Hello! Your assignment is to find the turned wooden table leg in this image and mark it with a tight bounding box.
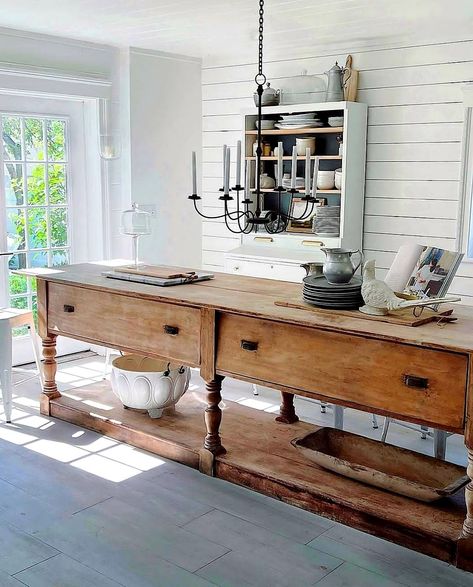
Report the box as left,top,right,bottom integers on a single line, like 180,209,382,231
456,447,473,571
203,375,226,456
40,334,61,415
462,449,473,538
276,391,299,424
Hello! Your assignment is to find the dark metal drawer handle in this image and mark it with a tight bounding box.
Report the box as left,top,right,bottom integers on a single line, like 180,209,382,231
241,340,258,352
164,325,179,336
63,305,75,313
404,374,429,389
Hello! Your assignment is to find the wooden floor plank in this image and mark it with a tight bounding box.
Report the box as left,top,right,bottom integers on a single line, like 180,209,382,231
49,382,466,567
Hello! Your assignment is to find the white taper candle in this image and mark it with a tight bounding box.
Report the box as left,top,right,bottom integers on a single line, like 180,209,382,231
277,141,283,186
222,144,227,186
291,145,297,189
312,156,319,198
305,148,311,195
192,151,197,194
236,140,241,187
225,146,231,194
245,160,250,198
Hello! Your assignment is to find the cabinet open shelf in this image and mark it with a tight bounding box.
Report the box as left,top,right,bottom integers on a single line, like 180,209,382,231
246,156,342,161
245,127,343,135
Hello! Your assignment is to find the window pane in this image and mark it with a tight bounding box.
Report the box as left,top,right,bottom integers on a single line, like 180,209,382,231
27,208,48,249
26,163,46,205
29,250,48,268
6,208,26,251
4,164,24,205
24,118,45,161
2,116,22,160
9,273,27,295
48,164,67,204
51,249,69,266
47,120,66,161
50,208,68,247
11,296,28,310
8,252,27,271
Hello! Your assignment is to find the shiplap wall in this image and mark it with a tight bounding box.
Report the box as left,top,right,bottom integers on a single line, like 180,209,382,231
201,39,473,302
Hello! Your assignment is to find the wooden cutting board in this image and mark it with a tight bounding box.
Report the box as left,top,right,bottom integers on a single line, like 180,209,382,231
115,265,196,279
343,55,359,102
275,298,456,327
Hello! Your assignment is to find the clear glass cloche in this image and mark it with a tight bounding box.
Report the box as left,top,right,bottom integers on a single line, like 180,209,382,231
120,203,152,268
121,202,151,236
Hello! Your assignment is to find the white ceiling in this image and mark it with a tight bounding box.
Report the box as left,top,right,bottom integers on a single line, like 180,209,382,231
0,0,472,63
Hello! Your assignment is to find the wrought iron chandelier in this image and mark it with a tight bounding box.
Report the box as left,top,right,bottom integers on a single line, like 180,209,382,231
189,0,318,233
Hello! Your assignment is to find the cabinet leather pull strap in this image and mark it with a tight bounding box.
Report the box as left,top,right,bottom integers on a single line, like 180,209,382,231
164,325,179,335
241,340,258,351
404,374,429,389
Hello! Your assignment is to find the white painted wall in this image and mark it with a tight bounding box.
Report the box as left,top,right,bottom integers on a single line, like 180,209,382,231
201,39,473,303
128,48,202,267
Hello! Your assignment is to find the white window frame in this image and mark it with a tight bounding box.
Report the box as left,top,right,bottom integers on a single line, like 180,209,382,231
0,92,105,363
458,85,473,263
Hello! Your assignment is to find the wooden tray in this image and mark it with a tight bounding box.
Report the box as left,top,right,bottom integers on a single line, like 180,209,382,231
275,298,455,327
292,428,468,502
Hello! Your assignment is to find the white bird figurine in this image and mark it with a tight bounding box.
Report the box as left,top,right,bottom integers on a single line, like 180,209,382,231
360,259,460,316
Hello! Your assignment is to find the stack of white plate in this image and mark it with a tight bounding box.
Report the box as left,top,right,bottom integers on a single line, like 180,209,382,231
314,206,340,237
276,113,324,129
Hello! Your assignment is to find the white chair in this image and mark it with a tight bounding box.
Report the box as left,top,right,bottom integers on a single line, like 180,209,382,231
0,308,42,423
381,417,450,460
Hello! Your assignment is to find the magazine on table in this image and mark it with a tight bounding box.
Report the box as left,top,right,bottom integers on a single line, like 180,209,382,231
384,244,463,300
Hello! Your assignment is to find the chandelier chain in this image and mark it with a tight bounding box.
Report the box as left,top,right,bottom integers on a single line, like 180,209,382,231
258,0,264,77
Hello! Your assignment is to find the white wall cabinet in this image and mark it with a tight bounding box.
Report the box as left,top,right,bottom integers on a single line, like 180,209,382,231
225,101,367,281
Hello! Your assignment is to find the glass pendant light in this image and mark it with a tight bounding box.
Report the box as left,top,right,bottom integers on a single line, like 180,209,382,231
98,98,121,160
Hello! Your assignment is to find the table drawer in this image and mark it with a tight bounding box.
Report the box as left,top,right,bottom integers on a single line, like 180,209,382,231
216,314,467,430
48,283,201,365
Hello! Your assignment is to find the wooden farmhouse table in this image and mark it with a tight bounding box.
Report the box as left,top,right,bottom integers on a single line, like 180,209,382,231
34,263,473,571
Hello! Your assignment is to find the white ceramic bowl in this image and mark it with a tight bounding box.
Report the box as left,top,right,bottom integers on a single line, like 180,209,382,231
328,116,344,127
255,120,275,130
334,168,342,190
317,170,335,190
296,137,316,156
110,355,190,419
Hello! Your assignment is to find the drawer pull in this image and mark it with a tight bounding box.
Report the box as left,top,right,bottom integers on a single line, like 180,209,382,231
63,304,75,313
302,239,324,247
404,374,429,389
254,236,273,243
164,325,179,336
241,340,258,352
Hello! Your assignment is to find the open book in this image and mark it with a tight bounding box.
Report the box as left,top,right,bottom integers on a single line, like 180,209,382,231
384,244,463,300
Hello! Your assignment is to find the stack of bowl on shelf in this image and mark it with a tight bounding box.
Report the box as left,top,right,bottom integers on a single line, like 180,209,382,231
313,205,340,237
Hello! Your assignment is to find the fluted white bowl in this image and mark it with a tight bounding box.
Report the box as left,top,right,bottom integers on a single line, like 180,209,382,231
110,355,190,419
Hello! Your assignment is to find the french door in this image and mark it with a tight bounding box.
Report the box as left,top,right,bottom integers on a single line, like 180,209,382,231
0,94,100,364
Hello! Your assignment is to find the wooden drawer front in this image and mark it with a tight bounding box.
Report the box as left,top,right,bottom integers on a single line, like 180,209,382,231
216,314,467,430
48,283,201,365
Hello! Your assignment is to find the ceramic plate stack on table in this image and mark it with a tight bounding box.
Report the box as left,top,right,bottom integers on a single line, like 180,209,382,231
314,206,340,237
275,113,324,129
302,275,363,310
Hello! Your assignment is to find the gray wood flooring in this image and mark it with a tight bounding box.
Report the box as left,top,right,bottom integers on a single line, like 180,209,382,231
0,353,471,586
